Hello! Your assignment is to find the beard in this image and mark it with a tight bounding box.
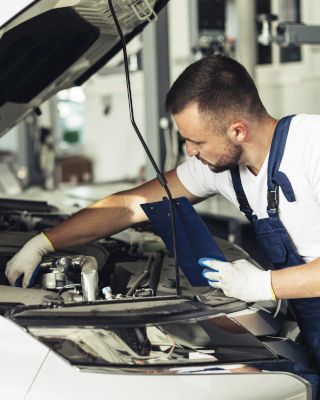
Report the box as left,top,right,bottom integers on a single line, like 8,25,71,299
202,142,242,173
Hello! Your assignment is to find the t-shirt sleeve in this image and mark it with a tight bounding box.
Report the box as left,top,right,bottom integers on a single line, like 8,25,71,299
176,156,219,198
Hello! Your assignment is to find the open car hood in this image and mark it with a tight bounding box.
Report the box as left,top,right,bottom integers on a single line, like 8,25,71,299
0,0,168,137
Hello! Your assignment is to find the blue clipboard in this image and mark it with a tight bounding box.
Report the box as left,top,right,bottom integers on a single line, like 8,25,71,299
141,197,226,286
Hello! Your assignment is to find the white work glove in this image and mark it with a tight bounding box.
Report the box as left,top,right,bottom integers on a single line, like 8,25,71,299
5,233,54,288
199,258,276,303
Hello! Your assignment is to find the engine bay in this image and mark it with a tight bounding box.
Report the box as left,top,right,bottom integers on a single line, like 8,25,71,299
0,198,271,310
0,198,284,334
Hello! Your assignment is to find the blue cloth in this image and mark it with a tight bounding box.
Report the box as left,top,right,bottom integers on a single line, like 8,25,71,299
231,115,320,397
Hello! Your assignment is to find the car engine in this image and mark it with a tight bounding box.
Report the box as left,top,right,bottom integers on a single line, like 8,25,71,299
0,197,267,307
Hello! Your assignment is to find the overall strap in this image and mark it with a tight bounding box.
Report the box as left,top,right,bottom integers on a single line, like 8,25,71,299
230,167,257,223
267,115,296,216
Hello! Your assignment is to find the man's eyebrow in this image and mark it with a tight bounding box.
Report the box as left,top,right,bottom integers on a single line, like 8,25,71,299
185,138,203,144
177,131,203,144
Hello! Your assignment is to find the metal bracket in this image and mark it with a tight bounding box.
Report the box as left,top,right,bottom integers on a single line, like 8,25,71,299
258,13,320,47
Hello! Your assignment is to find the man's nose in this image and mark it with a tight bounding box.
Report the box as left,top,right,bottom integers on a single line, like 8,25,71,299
185,141,199,157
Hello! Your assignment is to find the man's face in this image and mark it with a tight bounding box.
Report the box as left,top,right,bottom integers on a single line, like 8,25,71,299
173,103,242,173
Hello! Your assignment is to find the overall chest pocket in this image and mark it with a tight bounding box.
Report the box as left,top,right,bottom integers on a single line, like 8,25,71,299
257,230,288,265
253,218,294,266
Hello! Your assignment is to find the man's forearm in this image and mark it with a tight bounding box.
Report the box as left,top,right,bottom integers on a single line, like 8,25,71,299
271,257,320,299
42,169,198,251
5,169,198,287
45,190,148,250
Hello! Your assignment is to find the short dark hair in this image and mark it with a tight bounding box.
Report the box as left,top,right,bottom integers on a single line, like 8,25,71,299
165,55,266,123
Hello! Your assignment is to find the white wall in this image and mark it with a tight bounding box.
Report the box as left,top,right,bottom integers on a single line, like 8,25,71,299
0,127,19,153
83,71,146,183
168,0,192,82
82,0,192,184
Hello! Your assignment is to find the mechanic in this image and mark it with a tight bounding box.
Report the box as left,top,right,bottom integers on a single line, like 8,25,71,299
6,55,320,372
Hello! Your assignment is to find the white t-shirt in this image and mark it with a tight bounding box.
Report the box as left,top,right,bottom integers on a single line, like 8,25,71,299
177,114,320,263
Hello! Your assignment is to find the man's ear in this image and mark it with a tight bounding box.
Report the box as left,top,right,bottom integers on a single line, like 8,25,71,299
227,121,248,144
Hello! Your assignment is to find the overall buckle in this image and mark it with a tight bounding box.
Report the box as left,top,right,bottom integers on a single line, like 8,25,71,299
267,189,279,214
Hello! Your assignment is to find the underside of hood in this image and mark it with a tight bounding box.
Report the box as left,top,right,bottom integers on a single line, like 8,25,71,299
0,0,168,136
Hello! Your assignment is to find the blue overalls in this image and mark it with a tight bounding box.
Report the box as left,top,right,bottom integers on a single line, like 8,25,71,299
230,115,320,397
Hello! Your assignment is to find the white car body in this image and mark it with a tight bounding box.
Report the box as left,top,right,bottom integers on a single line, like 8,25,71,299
0,317,310,400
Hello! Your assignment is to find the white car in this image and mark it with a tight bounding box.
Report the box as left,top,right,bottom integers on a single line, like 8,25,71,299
0,1,314,399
